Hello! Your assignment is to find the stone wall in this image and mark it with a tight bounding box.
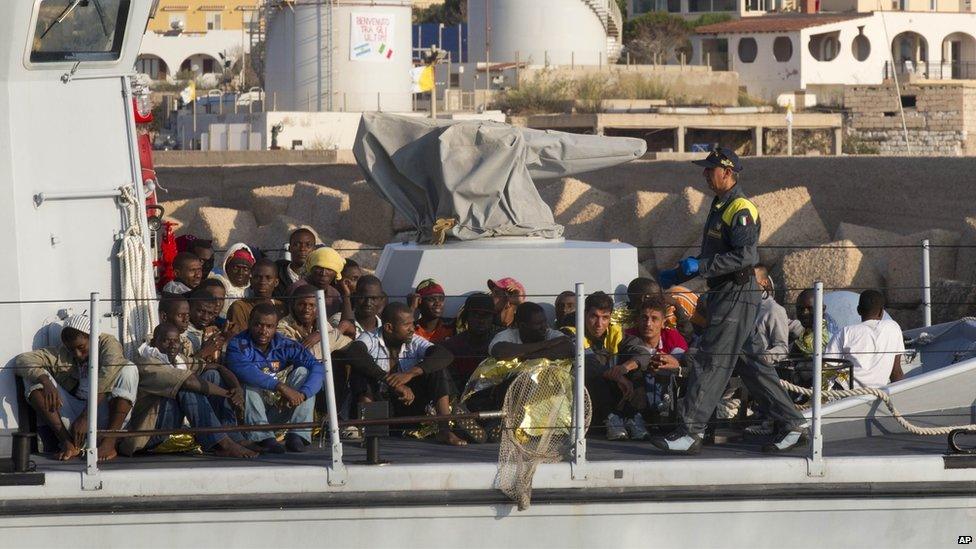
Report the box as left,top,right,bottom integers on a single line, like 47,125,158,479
844,82,976,156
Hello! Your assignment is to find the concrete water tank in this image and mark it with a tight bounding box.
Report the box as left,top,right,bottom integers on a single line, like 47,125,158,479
265,0,413,113
467,0,610,67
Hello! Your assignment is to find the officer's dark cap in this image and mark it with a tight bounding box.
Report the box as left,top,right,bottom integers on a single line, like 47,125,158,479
692,147,742,173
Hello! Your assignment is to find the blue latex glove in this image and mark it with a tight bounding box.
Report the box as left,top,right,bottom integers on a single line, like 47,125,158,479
679,256,700,277
658,268,678,290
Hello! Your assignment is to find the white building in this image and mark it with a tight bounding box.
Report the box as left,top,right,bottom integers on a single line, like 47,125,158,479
138,30,250,81
692,11,976,100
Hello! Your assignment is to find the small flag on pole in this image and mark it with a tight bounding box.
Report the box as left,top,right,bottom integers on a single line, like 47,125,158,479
180,81,196,104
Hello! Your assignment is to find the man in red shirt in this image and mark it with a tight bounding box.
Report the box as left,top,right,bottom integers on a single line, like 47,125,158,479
602,296,689,439
412,279,455,343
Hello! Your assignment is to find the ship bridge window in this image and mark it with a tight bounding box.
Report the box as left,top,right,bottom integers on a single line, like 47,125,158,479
30,0,131,63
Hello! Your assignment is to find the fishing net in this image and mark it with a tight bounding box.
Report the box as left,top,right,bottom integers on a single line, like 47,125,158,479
496,362,591,511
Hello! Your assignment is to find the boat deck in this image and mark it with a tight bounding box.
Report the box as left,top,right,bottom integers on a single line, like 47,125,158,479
28,430,951,473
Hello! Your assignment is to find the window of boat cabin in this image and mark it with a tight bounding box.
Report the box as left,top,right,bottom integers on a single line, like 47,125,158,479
29,0,131,63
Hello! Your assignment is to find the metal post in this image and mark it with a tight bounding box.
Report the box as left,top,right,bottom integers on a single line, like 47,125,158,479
922,239,932,327
82,292,101,490
485,0,491,110
808,282,825,477
572,283,587,479
315,289,346,485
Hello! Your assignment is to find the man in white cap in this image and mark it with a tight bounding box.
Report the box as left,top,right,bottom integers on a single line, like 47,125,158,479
14,314,139,461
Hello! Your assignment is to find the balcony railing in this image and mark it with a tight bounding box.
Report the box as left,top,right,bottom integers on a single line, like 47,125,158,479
884,60,976,81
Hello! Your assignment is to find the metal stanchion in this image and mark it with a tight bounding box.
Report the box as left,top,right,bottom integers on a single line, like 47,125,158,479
82,292,101,490
808,281,825,477
922,239,932,327
315,289,347,485
572,283,587,480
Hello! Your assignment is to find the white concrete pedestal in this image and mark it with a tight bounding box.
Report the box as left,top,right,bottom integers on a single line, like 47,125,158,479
376,238,638,317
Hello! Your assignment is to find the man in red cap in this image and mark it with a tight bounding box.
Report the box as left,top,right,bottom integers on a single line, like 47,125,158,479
411,279,455,344
487,277,526,329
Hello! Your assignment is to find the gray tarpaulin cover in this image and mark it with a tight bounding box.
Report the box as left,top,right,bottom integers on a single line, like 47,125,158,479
353,113,647,242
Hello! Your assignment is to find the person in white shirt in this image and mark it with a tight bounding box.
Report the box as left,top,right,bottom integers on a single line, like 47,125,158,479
826,290,906,389
349,302,466,446
489,302,574,361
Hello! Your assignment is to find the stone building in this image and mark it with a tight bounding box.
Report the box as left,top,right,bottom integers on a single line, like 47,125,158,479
844,82,976,155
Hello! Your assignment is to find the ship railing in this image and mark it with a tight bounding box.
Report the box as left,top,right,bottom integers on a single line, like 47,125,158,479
11,238,976,488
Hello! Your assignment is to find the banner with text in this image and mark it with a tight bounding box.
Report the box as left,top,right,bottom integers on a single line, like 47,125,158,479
350,13,396,62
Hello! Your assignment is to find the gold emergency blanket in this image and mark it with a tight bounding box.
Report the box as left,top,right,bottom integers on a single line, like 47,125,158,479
460,357,575,440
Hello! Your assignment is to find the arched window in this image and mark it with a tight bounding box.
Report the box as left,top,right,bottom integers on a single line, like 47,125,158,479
852,34,871,61
738,38,758,63
773,36,793,62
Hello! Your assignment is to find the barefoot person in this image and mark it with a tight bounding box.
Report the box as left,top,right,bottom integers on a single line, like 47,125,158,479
347,302,466,446
120,323,257,459
14,314,138,461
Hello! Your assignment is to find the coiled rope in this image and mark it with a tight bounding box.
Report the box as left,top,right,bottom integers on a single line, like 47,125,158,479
779,379,976,436
117,185,159,356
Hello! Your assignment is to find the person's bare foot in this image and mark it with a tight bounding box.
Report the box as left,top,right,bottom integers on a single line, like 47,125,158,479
213,439,258,458
436,430,467,447
56,441,81,461
238,440,262,452
96,440,118,462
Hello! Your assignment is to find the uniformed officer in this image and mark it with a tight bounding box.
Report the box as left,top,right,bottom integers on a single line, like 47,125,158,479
650,147,807,455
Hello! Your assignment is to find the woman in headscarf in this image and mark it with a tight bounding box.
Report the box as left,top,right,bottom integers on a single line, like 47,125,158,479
208,243,255,316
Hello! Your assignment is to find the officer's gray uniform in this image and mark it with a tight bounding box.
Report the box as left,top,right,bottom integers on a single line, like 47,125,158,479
677,185,804,435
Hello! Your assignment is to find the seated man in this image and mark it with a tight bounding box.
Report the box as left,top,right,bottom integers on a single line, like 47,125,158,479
159,295,195,358
349,275,386,338
225,303,324,453
609,297,689,438
347,302,465,446
274,228,317,298
186,287,221,354
614,278,664,330
339,259,362,294
278,284,355,421
826,290,905,388
489,302,574,362
753,264,789,367
163,252,205,295
14,315,138,461
553,290,576,329
177,234,215,279
488,277,526,329
198,278,228,323
789,288,838,358
122,323,257,458
411,279,455,343
443,293,499,392
226,258,284,334
332,259,363,328
562,292,646,440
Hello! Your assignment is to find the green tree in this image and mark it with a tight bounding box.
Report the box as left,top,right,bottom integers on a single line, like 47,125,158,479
413,0,466,25
622,12,731,63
